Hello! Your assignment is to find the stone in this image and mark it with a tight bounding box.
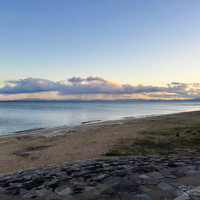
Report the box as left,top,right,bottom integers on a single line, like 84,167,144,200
100,188,118,195
160,178,178,183
44,193,60,200
23,181,35,190
159,170,171,175
55,185,72,196
22,192,37,198
178,176,200,187
96,181,115,192
190,196,200,200
157,182,172,190
168,162,177,168
186,170,197,175
189,189,200,197
117,181,139,193
169,182,185,188
171,188,184,197
139,185,151,192
59,195,75,200
146,177,160,185
117,171,126,177
139,194,152,200
37,190,59,199
98,174,107,180
36,188,52,197
119,193,141,200
139,174,151,180
174,193,191,200
102,163,110,167
0,156,200,200
74,187,100,200
173,171,186,177
194,186,200,190
147,172,164,179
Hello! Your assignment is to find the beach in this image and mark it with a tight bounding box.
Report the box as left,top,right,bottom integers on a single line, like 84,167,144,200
0,110,200,174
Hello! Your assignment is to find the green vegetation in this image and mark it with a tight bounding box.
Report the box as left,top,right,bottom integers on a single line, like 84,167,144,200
105,123,200,157
140,130,173,136
140,123,200,136
105,150,121,156
134,138,155,145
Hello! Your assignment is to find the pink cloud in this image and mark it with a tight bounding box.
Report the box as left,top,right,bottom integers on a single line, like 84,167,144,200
0,77,200,99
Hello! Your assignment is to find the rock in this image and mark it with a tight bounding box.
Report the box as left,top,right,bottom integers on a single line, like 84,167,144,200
157,182,172,190
55,186,72,196
1,156,200,200
147,172,164,179
146,178,160,185
168,162,177,168
139,185,151,192
119,193,141,200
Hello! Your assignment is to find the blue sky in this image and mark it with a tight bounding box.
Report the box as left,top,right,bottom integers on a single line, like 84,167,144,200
0,0,200,99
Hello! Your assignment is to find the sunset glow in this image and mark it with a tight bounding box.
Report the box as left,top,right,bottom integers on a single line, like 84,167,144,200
1,0,200,100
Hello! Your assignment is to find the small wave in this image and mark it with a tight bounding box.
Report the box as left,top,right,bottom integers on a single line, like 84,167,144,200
15,127,45,133
82,120,102,124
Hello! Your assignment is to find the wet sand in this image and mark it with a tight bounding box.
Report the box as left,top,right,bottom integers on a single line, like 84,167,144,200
0,110,200,174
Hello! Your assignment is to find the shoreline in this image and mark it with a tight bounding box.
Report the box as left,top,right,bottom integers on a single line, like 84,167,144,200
1,109,200,138
0,114,154,137
0,110,200,174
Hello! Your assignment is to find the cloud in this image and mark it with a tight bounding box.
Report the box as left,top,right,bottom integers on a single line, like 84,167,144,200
0,76,200,99
86,76,107,82
68,77,84,83
171,82,181,85
0,78,57,94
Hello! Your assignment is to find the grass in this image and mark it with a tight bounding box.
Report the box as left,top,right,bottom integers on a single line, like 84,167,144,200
134,138,155,145
140,123,200,136
105,123,200,157
105,150,122,156
140,130,174,136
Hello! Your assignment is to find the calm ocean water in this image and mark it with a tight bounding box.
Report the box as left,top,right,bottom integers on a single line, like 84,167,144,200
0,101,200,136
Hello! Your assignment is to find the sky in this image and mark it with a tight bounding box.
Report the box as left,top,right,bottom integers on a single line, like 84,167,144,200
0,0,200,100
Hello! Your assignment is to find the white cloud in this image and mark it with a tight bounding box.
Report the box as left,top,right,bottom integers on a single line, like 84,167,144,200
0,76,200,99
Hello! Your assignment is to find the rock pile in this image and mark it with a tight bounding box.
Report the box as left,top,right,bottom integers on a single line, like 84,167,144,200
0,156,200,200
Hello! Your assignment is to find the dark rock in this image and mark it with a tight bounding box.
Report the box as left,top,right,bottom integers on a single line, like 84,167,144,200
71,184,86,192
0,182,10,187
95,169,104,173
11,188,20,195
117,181,139,193
33,178,45,186
100,188,118,195
42,176,52,181
117,171,126,177
146,178,160,185
119,193,141,200
48,183,59,189
168,162,177,168
160,178,178,183
23,181,35,190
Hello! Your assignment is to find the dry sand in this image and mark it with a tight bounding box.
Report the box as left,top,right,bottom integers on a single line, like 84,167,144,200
0,110,200,174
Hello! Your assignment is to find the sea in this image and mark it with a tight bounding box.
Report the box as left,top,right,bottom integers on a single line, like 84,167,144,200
0,100,200,136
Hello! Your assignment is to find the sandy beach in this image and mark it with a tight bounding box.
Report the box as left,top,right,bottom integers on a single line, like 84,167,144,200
0,110,200,174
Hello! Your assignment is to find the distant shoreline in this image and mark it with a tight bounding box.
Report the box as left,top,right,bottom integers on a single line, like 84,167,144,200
1,98,200,102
